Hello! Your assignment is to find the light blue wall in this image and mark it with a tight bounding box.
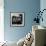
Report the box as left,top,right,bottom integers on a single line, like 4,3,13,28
40,0,46,27
4,0,40,42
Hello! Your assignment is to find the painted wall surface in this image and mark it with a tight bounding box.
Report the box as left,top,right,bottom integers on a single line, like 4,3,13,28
40,0,46,27
4,0,40,42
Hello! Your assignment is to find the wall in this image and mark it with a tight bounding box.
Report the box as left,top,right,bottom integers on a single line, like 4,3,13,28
40,0,46,27
4,0,40,42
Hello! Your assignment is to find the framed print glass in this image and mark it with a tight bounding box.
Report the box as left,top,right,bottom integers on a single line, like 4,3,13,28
10,12,25,27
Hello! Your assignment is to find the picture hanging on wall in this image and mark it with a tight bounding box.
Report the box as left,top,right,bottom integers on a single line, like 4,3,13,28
10,12,25,27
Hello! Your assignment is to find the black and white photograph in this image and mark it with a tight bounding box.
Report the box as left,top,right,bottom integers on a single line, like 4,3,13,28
10,12,24,27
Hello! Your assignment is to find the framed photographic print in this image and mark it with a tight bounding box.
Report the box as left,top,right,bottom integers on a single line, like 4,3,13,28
10,12,25,27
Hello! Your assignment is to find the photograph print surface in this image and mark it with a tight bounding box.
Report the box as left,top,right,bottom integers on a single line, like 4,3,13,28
10,12,24,27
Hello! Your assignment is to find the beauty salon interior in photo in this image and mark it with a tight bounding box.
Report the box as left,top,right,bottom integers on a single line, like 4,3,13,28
0,0,46,46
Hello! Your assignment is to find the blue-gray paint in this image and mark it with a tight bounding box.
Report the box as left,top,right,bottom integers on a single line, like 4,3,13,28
4,0,40,42
40,0,46,27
